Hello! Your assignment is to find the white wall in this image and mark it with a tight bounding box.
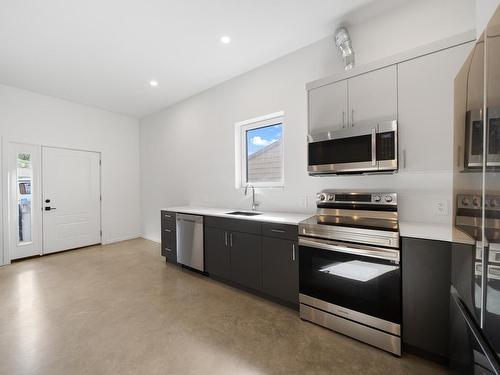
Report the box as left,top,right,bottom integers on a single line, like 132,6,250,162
476,0,500,36
140,0,476,242
0,84,141,254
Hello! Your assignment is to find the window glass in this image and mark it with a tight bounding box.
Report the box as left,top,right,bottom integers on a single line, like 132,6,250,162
245,123,283,184
17,152,33,244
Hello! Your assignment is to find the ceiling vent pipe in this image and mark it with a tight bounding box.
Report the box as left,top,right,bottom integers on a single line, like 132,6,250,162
335,27,355,71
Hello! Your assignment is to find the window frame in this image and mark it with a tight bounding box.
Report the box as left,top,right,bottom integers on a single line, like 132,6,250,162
235,111,285,189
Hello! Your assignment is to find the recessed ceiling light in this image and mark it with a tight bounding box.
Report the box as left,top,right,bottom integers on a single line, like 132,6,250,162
149,80,158,87
220,35,231,44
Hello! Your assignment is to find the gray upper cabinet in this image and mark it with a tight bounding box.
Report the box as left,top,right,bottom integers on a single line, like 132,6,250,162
347,65,397,125
398,42,473,171
308,80,348,134
307,65,397,134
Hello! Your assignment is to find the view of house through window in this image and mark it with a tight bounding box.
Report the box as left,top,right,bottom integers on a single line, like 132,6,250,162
17,152,33,244
245,122,283,185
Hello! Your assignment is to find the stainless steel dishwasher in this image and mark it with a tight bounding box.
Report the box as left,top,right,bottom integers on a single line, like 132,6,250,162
176,214,204,271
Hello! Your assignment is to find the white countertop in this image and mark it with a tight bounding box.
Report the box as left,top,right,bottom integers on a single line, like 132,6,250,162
399,221,474,245
163,206,475,244
163,206,312,225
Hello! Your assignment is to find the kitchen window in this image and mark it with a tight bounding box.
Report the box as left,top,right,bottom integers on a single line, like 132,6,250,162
235,111,284,188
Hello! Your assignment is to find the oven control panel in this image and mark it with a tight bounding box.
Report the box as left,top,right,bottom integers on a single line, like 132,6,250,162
316,192,397,206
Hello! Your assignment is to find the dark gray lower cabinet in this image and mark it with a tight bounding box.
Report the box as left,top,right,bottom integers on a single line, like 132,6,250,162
402,237,452,362
205,226,231,279
230,231,262,291
161,211,177,263
262,237,298,304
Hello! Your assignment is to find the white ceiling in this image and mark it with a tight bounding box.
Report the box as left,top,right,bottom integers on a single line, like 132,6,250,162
0,0,379,117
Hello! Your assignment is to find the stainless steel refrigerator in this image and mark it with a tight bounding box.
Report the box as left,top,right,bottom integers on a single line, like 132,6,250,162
452,4,500,374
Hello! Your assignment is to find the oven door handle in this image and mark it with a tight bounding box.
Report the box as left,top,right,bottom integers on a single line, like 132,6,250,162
299,238,399,262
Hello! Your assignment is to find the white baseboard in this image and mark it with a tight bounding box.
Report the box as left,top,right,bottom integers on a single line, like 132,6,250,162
102,234,142,245
141,235,160,244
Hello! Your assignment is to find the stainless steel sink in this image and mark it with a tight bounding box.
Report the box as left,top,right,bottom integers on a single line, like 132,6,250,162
226,211,263,217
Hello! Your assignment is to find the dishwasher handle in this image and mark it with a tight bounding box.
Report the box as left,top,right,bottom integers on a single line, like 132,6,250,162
176,213,204,224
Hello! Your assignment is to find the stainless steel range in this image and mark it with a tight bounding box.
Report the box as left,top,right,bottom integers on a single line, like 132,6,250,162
298,191,401,356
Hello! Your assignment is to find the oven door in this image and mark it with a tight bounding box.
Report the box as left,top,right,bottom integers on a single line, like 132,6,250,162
299,237,401,327
308,125,378,174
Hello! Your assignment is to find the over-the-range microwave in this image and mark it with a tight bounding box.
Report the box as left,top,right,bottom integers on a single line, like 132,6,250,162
465,108,500,169
307,120,398,175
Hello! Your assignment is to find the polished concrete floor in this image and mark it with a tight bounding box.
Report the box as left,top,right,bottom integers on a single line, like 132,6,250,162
0,238,450,375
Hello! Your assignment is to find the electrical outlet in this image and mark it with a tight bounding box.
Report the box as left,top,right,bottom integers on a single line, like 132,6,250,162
299,195,308,208
435,200,449,216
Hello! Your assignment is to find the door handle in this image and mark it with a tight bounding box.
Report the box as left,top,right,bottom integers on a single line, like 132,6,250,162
270,229,286,234
342,111,345,128
224,232,228,247
292,243,296,261
351,109,354,127
44,207,56,211
230,233,233,247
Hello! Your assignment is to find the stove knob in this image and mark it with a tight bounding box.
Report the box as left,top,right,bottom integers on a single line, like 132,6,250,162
461,197,470,206
328,194,335,201
385,195,393,203
491,199,498,208
472,197,481,207
319,194,326,201
373,195,381,202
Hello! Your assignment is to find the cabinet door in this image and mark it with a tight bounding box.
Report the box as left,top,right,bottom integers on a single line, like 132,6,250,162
262,237,298,304
161,228,177,263
398,42,473,171
205,227,231,280
230,231,262,291
308,80,348,134
347,65,397,125
402,237,451,360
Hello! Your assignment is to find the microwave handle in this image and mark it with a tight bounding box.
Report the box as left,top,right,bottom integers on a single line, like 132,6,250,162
371,128,377,166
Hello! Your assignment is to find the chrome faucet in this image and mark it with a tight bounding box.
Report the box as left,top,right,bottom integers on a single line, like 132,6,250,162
244,184,258,211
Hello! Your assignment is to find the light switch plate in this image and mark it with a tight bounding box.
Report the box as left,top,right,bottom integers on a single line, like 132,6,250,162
435,200,449,216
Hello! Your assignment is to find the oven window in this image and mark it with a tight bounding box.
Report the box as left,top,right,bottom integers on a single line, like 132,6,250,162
308,134,372,165
488,118,500,154
471,120,484,156
376,131,396,161
299,244,401,324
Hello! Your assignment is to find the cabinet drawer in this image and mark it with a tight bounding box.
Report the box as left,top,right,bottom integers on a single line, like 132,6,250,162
204,216,261,235
262,222,297,241
161,211,176,225
161,230,177,261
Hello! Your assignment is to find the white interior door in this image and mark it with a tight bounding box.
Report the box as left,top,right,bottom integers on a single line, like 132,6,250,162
42,147,101,254
8,143,42,260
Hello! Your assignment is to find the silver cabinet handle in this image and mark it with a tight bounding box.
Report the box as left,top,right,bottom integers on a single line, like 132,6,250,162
342,110,346,128
270,229,286,233
165,247,172,252
164,229,172,233
224,232,228,247
351,109,354,127
230,233,233,247
292,243,296,261
164,214,172,218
